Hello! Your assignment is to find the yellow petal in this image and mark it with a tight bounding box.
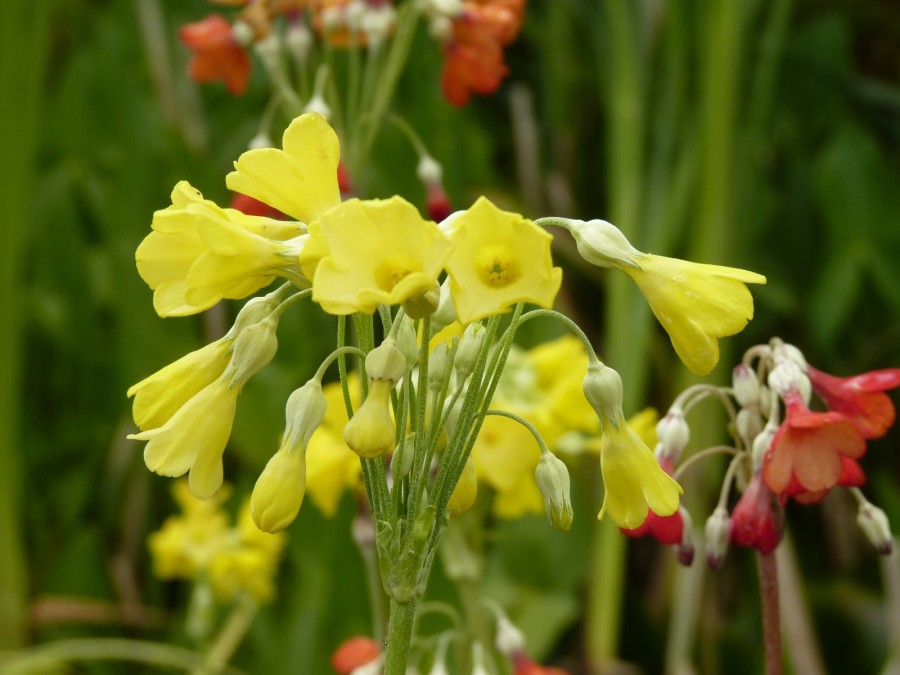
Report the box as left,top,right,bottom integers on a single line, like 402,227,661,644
127,339,232,431
226,113,341,223
306,427,361,517
598,419,682,529
251,447,307,532
624,254,766,375
445,197,562,324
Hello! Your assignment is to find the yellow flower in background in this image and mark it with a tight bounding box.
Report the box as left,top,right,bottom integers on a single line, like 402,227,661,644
130,378,239,500
309,197,451,315
444,197,562,324
149,482,285,603
624,254,766,376
598,417,682,529
136,181,305,317
527,336,600,437
226,112,341,224
448,458,477,515
127,339,232,431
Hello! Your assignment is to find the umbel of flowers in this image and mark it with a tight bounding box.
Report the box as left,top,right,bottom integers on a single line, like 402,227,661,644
128,113,766,673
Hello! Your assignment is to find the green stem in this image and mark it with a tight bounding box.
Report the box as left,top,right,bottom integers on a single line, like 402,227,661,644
383,598,418,675
192,596,258,675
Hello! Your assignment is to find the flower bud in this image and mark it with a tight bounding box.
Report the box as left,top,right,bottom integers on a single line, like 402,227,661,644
732,364,761,407
227,289,284,337
656,407,690,460
772,339,808,370
390,434,416,480
675,507,695,567
393,315,419,371
285,21,312,63
448,458,477,515
583,357,624,427
750,421,778,473
226,316,279,387
430,279,457,334
251,446,306,532
565,218,640,269
768,360,811,403
455,322,486,381
494,613,526,657
402,280,441,319
428,343,450,392
417,155,443,185
534,451,573,531
857,500,893,555
425,183,452,223
365,339,407,383
344,380,395,458
704,506,731,569
736,407,763,446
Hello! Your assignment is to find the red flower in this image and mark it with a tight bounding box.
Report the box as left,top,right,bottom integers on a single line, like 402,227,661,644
512,652,570,675
331,636,381,674
730,473,784,554
621,455,684,546
762,392,866,497
229,192,285,219
441,0,525,106
785,456,866,505
425,182,452,222
179,15,251,95
807,365,900,439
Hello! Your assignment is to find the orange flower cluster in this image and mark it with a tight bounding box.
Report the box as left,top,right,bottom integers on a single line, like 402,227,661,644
441,0,526,106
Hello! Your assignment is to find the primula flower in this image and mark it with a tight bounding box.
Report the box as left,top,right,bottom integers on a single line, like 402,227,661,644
136,181,304,316
226,112,341,224
309,197,452,315
445,197,562,324
786,456,866,505
598,418,682,529
807,365,900,439
623,255,766,376
331,636,382,675
763,391,866,497
179,15,251,95
620,454,684,544
730,472,784,554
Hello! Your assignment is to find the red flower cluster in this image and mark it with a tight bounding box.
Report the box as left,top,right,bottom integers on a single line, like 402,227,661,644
441,0,526,106
180,15,251,95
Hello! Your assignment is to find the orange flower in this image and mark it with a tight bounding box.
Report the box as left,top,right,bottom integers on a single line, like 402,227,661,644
807,366,900,439
441,0,526,106
331,636,381,674
179,15,251,95
762,392,866,497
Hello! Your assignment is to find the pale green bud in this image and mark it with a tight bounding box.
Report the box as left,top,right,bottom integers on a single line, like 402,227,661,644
402,280,441,319
768,360,811,403
736,408,764,447
365,339,407,383
428,342,450,392
455,322,486,381
656,407,689,459
704,506,731,569
390,434,416,480
583,356,624,427
283,379,327,451
565,218,640,269
226,288,284,338
494,613,525,657
751,421,779,473
393,315,419,372
534,451,573,531
857,500,893,555
430,279,457,334
226,316,279,387
732,364,761,408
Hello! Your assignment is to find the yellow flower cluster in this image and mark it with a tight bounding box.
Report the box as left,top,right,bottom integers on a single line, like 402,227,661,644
148,481,285,602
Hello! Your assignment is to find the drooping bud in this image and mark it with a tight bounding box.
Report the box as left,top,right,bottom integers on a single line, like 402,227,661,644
735,407,764,447
344,379,395,458
393,315,419,371
732,364,761,408
750,420,779,473
656,407,690,461
583,356,624,427
675,507,695,567
226,315,279,387
365,339,407,383
494,612,526,658
227,287,285,337
857,499,893,555
768,360,811,403
430,279,457,334
534,451,573,531
563,218,641,270
402,280,441,319
455,322,487,381
704,506,731,570
428,343,450,392
448,458,477,515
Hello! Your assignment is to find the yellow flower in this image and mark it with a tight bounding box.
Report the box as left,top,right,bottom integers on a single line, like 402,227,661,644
527,336,599,438
149,482,285,603
127,340,232,431
130,378,239,499
309,197,451,315
623,254,766,375
226,112,342,223
598,417,682,529
448,458,478,515
444,197,562,324
136,181,305,316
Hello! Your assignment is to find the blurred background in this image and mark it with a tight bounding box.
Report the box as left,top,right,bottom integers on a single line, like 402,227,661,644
2,0,900,672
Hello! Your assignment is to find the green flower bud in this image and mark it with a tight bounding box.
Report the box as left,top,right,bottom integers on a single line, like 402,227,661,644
857,499,893,555
402,280,441,319
365,339,407,383
430,279,457,334
565,218,640,269
534,451,573,531
455,322,486,382
226,316,279,387
704,506,731,569
583,356,624,427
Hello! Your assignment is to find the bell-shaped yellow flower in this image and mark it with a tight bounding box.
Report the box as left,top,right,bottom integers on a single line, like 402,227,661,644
309,197,452,315
623,254,766,375
598,417,682,529
444,197,562,324
136,181,304,316
129,378,239,499
128,339,232,431
226,112,341,223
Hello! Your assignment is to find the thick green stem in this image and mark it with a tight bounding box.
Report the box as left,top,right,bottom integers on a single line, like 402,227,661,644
383,598,418,675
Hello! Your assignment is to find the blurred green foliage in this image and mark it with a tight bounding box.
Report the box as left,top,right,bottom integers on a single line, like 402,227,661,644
2,0,900,673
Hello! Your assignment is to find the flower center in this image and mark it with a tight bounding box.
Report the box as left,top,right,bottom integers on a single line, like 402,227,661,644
476,246,519,287
375,255,420,291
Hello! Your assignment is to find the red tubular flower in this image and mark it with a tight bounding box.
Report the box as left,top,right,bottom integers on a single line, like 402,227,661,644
807,365,900,439
441,0,525,106
331,636,381,674
762,391,866,497
730,473,784,554
179,15,251,95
